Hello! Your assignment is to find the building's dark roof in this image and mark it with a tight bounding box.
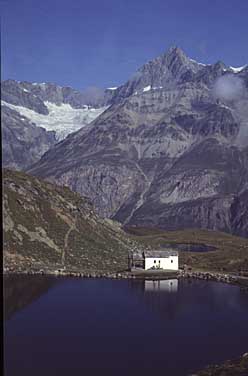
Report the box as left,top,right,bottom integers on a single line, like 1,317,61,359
144,250,178,258
129,249,178,259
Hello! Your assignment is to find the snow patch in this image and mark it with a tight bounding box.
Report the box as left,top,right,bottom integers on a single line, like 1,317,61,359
2,100,108,141
229,65,247,73
31,82,47,86
219,103,232,110
143,85,151,92
140,85,163,94
189,58,207,67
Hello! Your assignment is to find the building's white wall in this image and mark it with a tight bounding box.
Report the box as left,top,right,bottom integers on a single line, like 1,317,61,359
145,256,178,270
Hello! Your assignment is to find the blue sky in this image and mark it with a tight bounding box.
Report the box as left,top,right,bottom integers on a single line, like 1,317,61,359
1,0,248,90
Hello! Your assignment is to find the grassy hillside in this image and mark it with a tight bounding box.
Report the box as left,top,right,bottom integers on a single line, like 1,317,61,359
125,227,248,273
3,169,138,273
3,169,248,275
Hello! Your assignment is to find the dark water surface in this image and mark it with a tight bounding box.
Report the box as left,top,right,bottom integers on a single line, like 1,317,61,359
4,276,248,376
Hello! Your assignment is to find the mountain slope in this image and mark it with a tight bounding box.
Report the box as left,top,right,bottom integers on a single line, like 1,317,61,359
2,105,57,170
1,80,113,169
27,47,248,236
3,169,136,273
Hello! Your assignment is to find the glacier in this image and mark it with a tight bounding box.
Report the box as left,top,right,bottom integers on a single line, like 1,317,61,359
1,100,108,141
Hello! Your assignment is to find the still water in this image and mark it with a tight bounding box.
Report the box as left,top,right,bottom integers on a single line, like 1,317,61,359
4,275,248,376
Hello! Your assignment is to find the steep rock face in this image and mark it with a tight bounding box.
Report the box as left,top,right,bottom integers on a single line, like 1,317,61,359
2,80,49,114
230,189,248,237
27,47,248,236
3,169,135,273
2,105,56,170
128,195,235,232
117,139,248,234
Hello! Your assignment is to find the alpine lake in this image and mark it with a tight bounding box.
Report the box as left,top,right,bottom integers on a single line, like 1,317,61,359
4,274,248,376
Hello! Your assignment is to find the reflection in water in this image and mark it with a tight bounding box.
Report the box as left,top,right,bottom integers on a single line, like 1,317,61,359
131,279,179,320
4,274,58,320
145,279,178,292
4,276,248,376
143,279,179,320
128,278,248,321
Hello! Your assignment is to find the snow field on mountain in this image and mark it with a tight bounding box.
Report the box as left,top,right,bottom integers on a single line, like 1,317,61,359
2,101,108,140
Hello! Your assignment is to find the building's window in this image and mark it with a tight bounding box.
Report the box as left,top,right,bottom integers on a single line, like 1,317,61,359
154,260,156,263
171,260,173,263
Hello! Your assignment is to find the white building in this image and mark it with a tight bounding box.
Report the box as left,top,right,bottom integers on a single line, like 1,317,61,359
144,250,178,271
128,249,179,271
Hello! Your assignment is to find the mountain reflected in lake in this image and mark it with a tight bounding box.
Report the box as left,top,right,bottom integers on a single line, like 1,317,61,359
4,276,248,376
4,274,58,320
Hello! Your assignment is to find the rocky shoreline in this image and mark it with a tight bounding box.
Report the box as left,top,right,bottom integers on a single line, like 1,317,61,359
180,270,248,290
192,352,248,376
3,268,248,290
3,268,177,280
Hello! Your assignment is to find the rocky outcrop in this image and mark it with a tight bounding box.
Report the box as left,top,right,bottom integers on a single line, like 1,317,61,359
193,352,248,376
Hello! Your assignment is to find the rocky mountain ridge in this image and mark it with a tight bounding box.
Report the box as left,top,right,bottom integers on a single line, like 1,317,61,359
27,47,248,237
2,79,115,111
